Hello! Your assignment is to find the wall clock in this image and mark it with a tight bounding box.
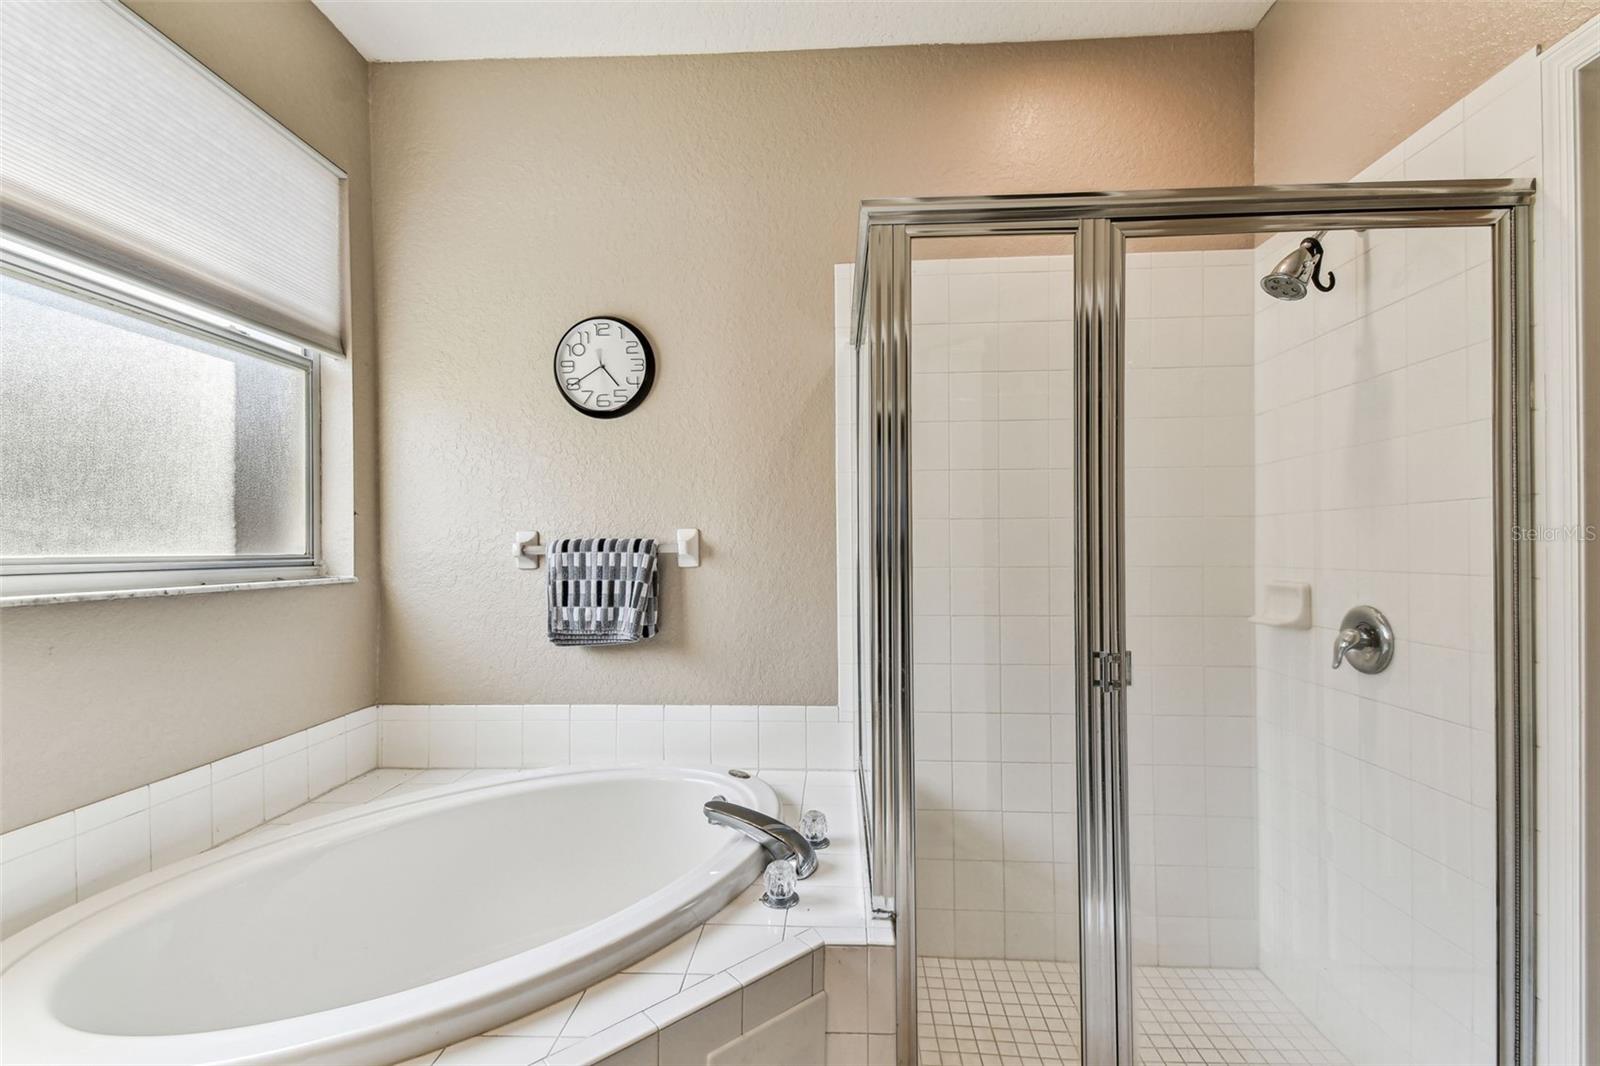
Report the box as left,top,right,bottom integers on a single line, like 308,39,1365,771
553,316,655,418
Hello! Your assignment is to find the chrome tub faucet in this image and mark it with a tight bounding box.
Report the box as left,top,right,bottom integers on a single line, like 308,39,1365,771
703,798,819,879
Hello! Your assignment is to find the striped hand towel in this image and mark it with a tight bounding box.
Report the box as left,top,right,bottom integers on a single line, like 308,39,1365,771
547,537,660,646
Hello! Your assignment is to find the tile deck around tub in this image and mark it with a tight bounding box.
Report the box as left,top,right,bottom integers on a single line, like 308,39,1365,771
234,766,882,1066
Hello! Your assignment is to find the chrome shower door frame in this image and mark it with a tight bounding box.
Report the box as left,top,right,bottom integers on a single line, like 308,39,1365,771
849,179,1536,1066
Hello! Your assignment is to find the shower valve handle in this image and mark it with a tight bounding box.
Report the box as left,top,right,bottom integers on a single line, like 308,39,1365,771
1330,605,1395,674
1331,625,1375,668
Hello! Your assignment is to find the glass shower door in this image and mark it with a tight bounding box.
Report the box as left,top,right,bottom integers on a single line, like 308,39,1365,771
1115,219,1508,1066
847,228,1088,1065
847,183,1533,1066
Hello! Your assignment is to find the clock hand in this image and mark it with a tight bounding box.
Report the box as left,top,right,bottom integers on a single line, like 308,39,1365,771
574,364,607,385
599,362,622,388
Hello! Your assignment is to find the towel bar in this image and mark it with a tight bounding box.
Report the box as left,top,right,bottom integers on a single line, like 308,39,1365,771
514,529,700,570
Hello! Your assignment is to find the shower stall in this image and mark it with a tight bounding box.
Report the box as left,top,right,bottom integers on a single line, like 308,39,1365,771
839,181,1534,1066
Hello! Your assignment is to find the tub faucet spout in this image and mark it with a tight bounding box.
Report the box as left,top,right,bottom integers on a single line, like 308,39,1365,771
703,798,819,879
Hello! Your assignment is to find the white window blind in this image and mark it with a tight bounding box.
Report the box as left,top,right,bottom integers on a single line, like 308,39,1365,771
0,0,346,355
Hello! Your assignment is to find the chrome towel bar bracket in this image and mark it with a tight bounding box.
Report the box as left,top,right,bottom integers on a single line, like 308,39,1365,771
514,529,700,570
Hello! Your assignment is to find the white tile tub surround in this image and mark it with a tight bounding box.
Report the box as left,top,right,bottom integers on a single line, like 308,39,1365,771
376,705,852,774
0,705,379,939
1,700,849,942
1250,52,1538,1066
1123,247,1260,970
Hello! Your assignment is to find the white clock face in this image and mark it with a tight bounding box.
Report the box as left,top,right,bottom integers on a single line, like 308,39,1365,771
554,317,654,418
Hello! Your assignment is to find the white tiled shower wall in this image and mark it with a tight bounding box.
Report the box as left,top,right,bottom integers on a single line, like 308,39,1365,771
0,702,849,940
1123,248,1259,969
902,253,1079,964
1251,51,1539,1066
834,249,1256,966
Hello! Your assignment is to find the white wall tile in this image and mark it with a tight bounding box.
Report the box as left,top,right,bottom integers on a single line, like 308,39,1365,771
995,272,1050,322
346,722,380,779
75,809,149,898
1249,56,1521,1051
571,721,619,764
263,751,309,821
805,721,852,770
0,837,76,938
663,708,712,766
309,733,348,796
758,720,805,769
211,764,264,844
380,720,429,768
947,273,998,323
476,720,522,768
150,789,213,868
711,706,759,768
428,717,476,768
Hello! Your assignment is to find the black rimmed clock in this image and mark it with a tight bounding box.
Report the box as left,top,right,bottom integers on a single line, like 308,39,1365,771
553,316,655,418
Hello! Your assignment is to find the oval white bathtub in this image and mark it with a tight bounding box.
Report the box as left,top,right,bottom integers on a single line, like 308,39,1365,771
1,766,776,1065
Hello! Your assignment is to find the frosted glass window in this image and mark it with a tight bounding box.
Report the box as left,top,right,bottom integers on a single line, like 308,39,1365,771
0,272,309,561
0,0,345,355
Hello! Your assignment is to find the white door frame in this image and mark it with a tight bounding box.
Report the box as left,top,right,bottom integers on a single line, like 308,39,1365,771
1535,14,1600,1063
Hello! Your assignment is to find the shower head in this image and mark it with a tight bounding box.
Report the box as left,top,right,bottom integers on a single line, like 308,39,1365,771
1261,231,1335,301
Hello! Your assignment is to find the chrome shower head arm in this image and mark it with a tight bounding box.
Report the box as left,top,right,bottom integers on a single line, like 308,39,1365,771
1302,235,1336,293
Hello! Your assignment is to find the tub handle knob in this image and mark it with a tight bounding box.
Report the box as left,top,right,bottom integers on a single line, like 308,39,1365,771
800,809,830,850
760,860,799,909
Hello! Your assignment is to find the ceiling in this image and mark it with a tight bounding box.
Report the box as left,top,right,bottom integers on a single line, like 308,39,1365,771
313,0,1275,63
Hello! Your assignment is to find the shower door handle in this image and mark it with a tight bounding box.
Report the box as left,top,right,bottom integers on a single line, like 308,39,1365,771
1090,650,1133,689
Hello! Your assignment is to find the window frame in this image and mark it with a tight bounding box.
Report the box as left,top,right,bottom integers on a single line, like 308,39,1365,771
0,235,322,596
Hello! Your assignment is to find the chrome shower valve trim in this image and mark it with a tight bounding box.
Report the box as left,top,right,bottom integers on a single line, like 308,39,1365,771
1331,604,1395,674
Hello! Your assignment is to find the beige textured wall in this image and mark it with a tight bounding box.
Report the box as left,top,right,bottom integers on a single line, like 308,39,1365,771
370,35,1254,706
0,1,379,832
1255,0,1600,183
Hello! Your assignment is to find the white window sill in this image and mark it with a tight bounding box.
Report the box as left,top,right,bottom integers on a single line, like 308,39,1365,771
0,575,356,608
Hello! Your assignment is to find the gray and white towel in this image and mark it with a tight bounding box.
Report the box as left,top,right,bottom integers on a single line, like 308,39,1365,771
547,537,659,646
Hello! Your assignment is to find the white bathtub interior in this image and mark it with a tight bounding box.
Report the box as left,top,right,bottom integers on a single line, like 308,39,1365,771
54,774,750,1035
2,766,812,1065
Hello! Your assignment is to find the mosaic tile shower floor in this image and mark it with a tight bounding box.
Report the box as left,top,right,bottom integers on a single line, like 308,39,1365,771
917,958,1347,1066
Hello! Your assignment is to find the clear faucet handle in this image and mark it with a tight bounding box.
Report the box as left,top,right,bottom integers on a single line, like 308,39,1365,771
800,809,830,849
761,858,799,909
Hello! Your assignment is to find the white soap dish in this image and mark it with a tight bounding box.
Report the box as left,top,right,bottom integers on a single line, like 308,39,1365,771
1249,581,1312,629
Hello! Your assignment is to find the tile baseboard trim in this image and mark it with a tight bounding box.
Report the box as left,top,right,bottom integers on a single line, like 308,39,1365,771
375,704,853,773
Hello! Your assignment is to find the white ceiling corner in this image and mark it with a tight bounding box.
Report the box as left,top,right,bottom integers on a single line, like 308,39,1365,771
313,0,1274,64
